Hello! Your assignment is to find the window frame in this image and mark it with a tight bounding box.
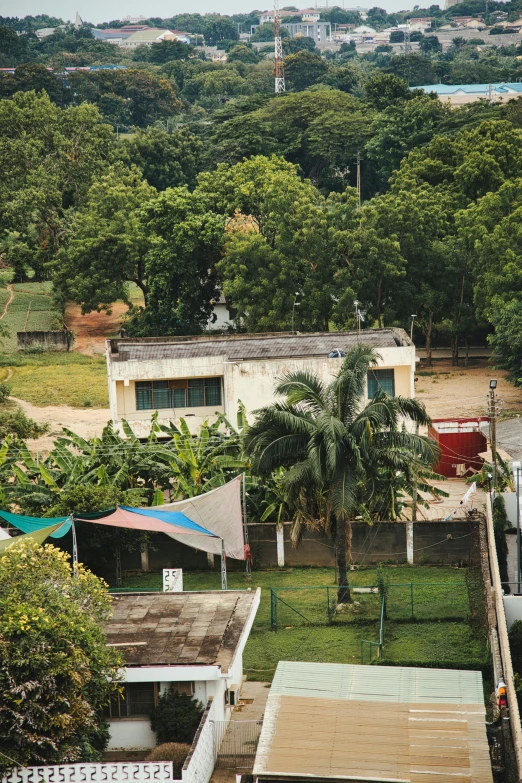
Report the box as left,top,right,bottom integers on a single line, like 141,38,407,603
367,369,395,398
105,682,159,720
135,378,223,411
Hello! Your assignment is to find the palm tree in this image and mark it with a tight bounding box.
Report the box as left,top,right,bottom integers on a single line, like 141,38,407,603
244,344,439,603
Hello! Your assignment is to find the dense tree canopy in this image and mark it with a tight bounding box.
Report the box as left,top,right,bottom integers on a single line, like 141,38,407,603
0,539,120,772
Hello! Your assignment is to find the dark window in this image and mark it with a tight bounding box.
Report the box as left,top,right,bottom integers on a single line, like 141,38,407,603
104,683,158,719
367,369,395,398
135,378,222,410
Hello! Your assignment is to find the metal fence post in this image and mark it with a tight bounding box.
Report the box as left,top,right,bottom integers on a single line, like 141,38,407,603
326,586,330,624
270,589,277,630
410,582,414,620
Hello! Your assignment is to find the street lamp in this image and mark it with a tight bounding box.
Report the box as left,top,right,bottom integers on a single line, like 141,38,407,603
291,292,301,334
513,460,521,594
490,378,498,390
410,314,417,342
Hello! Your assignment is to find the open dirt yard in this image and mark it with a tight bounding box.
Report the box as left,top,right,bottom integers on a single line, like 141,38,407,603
415,359,522,419
65,302,130,355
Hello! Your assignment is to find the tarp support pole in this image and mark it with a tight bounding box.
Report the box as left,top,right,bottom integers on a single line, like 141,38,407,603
242,473,251,576
71,516,78,576
221,538,227,590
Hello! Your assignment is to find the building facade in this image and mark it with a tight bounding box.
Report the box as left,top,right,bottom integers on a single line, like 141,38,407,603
106,329,417,437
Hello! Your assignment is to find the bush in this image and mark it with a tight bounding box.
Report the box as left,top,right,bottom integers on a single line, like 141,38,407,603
0,406,49,439
509,620,522,674
150,687,204,745
146,743,191,775
493,494,509,588
0,383,10,404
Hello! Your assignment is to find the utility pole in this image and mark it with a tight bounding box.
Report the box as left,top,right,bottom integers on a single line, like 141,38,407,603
489,378,498,494
274,0,285,94
356,150,361,209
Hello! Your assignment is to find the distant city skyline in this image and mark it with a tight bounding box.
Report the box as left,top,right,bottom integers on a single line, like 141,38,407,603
8,0,430,25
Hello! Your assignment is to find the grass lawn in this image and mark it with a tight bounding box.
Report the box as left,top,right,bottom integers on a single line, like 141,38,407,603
0,353,109,408
120,565,487,681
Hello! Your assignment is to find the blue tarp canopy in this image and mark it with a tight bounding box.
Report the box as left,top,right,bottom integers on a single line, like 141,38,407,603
119,506,217,536
0,510,72,538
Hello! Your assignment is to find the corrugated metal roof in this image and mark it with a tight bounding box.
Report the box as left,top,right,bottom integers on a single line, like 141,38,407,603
110,329,410,363
270,661,485,704
415,82,522,95
255,662,492,782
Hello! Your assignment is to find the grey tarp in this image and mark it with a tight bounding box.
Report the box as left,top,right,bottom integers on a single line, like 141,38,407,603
152,475,246,560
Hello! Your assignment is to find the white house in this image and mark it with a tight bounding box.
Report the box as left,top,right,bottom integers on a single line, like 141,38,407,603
104,589,260,752
105,329,417,438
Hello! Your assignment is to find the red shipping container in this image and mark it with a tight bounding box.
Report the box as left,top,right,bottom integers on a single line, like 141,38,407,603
428,418,488,478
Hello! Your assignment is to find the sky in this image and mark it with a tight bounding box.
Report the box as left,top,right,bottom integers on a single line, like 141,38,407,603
7,0,424,25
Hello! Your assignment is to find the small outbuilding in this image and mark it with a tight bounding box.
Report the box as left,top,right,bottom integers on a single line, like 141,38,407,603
104,589,260,752
254,660,492,783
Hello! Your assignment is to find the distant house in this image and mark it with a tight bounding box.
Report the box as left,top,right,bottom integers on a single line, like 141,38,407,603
254,660,493,783
120,29,177,48
407,16,432,31
352,24,376,35
104,589,260,751
281,21,331,40
414,82,522,106
259,8,320,24
105,328,417,437
453,15,485,27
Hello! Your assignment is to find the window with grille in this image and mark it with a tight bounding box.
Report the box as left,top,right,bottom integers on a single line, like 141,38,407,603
135,378,222,410
367,369,395,398
104,682,158,718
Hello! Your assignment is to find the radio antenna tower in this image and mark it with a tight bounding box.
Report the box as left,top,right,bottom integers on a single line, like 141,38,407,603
274,0,285,93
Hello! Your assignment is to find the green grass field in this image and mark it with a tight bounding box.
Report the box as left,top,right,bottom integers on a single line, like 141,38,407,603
0,353,109,408
120,565,488,681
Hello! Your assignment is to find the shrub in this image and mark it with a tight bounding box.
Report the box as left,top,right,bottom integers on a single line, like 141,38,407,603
146,743,191,775
0,383,10,404
492,494,509,588
150,687,204,745
0,407,49,439
509,620,522,674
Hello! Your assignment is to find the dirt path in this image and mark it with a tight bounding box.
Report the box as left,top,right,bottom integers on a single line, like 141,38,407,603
0,284,14,321
65,302,131,356
13,396,111,454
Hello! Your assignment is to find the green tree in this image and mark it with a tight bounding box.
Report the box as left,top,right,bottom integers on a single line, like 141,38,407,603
488,299,522,384
129,187,225,336
133,39,193,63
244,345,437,602
363,72,412,110
384,53,437,86
0,91,113,280
118,127,203,191
419,34,442,53
282,36,317,54
54,164,157,312
284,50,329,91
227,43,259,63
0,538,121,772
0,25,31,65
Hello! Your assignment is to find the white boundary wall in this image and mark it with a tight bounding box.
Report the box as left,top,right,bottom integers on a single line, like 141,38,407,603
1,763,176,783
486,495,522,780
182,699,217,783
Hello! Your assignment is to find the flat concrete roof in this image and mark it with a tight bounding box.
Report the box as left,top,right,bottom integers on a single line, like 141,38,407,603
105,590,258,670
254,662,492,783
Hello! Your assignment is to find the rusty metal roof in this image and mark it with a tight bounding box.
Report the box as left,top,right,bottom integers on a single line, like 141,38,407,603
254,663,492,783
108,329,411,364
104,591,257,671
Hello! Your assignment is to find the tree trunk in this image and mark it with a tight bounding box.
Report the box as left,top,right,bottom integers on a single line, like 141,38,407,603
336,516,351,604
451,335,459,367
424,309,434,366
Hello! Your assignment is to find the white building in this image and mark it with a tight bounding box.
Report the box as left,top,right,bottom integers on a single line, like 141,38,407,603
105,589,260,752
105,329,416,438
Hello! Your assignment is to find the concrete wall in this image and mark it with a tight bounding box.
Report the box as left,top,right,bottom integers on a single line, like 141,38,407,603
107,344,416,437
17,330,73,352
121,520,480,573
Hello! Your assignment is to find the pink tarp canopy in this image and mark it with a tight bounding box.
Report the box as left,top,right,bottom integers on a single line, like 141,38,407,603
78,507,218,537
